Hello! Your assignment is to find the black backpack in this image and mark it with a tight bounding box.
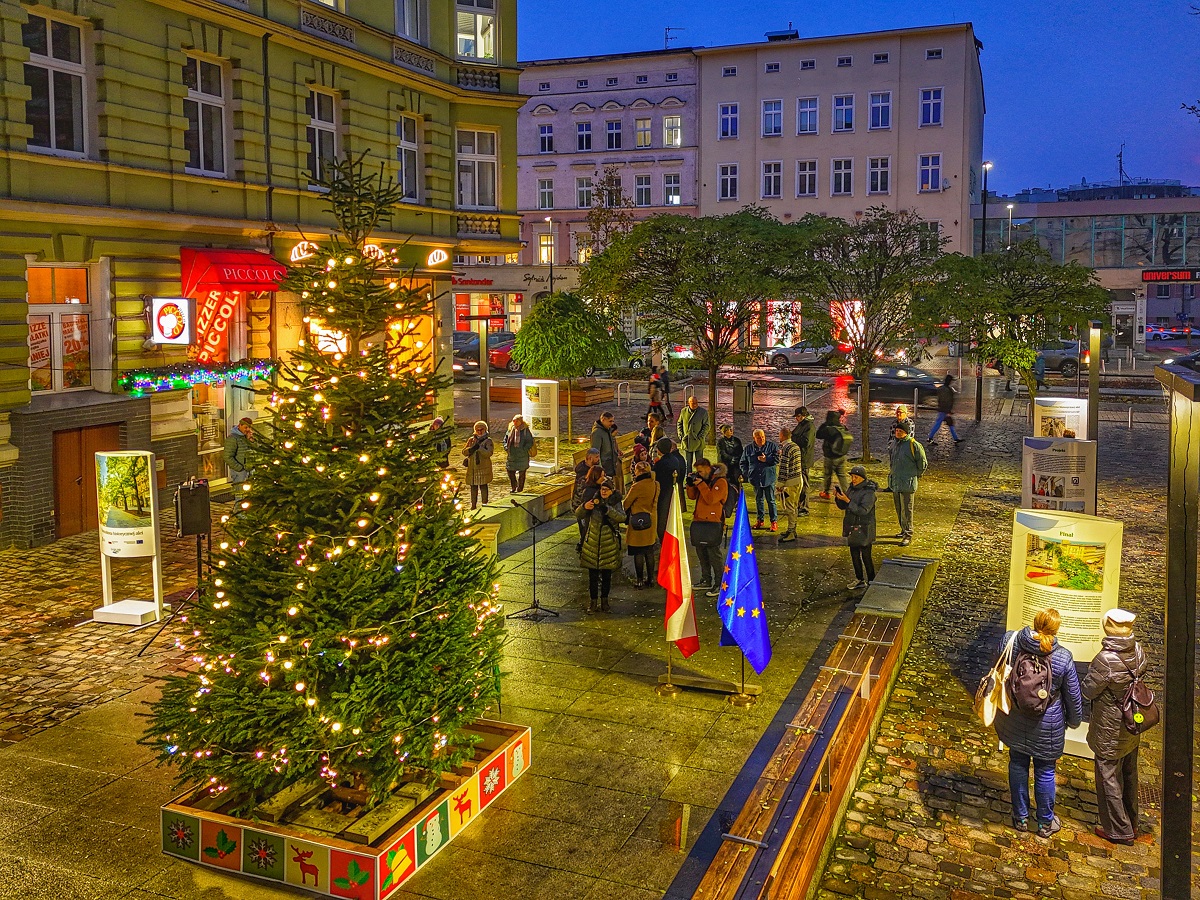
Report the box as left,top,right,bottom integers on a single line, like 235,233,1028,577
830,427,852,457
1006,649,1054,716
720,478,738,520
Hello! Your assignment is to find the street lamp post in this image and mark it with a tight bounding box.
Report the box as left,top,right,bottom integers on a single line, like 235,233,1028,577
543,215,555,294
976,161,993,422
1006,203,1014,250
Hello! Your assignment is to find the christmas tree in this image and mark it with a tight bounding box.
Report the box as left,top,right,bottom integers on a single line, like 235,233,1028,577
146,155,505,811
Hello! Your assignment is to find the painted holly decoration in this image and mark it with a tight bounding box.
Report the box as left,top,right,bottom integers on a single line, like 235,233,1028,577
333,858,371,894
203,828,238,860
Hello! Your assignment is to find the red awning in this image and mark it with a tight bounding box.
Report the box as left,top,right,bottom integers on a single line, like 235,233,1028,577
180,248,287,297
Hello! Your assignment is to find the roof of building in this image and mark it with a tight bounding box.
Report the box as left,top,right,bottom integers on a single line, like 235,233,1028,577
520,47,700,67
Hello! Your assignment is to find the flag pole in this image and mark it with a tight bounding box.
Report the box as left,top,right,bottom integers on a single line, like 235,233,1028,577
656,642,681,697
728,653,756,708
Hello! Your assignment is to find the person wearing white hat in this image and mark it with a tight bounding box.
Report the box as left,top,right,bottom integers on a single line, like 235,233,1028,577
1081,608,1148,845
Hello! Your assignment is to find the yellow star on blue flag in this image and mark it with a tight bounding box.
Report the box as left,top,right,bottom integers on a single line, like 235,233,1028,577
716,490,771,674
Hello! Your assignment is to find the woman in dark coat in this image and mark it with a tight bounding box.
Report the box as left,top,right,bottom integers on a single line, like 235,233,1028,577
833,465,876,589
1082,608,1149,845
652,437,688,545
576,478,625,613
716,424,743,488
994,608,1084,839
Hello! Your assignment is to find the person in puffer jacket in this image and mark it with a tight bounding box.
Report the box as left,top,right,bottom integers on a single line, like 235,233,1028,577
993,609,1083,839
576,478,625,614
1082,608,1149,845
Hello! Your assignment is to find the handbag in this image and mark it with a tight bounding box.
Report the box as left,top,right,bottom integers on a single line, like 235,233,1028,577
974,632,1017,726
629,511,652,530
528,439,537,460
1120,659,1160,734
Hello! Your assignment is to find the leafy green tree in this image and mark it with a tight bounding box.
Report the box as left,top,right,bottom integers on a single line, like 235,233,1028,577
579,165,636,261
921,241,1110,399
145,155,505,811
581,209,806,443
793,207,945,461
509,291,626,440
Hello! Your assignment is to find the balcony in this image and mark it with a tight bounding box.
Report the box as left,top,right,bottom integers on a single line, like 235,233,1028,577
457,214,502,236
457,66,500,92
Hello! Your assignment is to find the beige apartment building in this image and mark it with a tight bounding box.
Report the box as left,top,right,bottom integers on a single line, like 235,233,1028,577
695,24,985,253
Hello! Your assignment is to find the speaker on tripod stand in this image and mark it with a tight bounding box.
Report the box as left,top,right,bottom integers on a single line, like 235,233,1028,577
139,478,211,656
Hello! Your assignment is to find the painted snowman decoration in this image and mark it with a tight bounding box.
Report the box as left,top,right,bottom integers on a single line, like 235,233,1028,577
424,812,443,857
511,744,525,779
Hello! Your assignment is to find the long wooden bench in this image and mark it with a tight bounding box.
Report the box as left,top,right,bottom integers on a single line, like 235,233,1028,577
488,383,615,406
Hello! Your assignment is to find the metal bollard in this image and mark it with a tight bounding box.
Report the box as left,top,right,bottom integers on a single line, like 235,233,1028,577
912,388,919,422
802,384,808,408
856,382,862,409
1117,359,1122,374
1128,406,1133,430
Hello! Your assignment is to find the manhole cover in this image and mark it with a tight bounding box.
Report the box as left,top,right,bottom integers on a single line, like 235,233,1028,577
1138,784,1161,809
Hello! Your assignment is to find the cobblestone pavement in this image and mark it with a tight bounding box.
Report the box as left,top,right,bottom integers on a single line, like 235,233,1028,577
816,416,1194,900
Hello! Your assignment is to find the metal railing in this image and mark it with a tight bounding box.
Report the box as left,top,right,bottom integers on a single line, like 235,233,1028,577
615,382,630,407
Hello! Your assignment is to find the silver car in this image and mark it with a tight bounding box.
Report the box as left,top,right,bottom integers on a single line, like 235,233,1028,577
764,341,834,369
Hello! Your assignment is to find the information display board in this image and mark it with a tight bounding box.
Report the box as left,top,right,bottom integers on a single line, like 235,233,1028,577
1032,397,1089,440
520,379,559,473
94,451,165,625
1022,438,1098,515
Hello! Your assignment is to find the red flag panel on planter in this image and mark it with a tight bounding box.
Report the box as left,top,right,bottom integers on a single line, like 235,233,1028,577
329,850,376,899
478,756,507,809
379,828,417,898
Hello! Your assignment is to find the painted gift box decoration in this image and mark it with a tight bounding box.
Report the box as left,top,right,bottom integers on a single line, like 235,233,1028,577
161,721,530,899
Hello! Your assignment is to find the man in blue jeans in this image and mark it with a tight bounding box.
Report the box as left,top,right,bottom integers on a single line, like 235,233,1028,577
927,374,963,444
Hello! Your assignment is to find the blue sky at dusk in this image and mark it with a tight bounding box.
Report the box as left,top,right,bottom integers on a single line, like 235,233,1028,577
518,0,1200,195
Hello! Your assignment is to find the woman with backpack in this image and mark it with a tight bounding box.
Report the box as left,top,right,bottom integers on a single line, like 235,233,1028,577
576,477,626,613
622,461,660,589
1081,608,1150,845
994,608,1084,839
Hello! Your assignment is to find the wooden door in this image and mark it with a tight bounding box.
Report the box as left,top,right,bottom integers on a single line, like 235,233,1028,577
53,424,120,537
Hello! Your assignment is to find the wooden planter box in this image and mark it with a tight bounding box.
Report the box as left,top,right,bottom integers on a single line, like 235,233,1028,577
159,721,531,899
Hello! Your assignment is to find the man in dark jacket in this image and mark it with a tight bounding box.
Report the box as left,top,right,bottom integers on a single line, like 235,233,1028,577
1082,608,1148,845
590,412,621,484
653,437,688,545
572,448,601,551
888,420,927,546
815,409,852,498
223,417,255,483
927,374,963,444
792,406,816,516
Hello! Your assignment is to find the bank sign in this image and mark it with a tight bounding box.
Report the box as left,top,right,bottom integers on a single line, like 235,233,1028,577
1141,269,1200,283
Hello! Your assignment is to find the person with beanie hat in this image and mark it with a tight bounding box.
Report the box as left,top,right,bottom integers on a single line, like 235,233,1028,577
888,418,927,546
833,465,877,589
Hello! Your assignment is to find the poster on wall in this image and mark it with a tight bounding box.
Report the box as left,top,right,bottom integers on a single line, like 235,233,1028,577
1007,509,1123,662
1021,438,1097,515
1032,397,1089,440
521,379,559,472
96,451,160,558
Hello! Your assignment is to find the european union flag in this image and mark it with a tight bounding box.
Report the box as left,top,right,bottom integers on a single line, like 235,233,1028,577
717,490,772,674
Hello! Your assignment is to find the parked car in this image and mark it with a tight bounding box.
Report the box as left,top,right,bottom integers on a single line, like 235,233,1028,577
852,365,940,404
1161,349,1200,371
1038,335,1112,377
452,330,517,369
763,341,835,369
625,337,693,368
488,341,521,372
1146,324,1192,342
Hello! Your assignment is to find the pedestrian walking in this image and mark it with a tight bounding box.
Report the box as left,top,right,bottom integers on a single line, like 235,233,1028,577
653,437,688,545
685,458,728,596
740,428,779,531
816,409,852,498
223,416,255,484
461,421,494,509
647,371,666,421
576,478,626,613
1033,354,1047,391
994,609,1084,839
888,419,927,547
660,366,674,420
677,395,709,472
775,427,803,543
792,406,816,516
622,461,660,589
502,414,535,493
833,465,876,589
716,424,744,488
591,411,624,491
927,374,963,444
572,449,601,551
430,416,451,468
1082,609,1149,845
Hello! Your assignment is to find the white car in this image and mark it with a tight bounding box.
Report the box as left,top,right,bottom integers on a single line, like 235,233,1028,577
764,341,835,369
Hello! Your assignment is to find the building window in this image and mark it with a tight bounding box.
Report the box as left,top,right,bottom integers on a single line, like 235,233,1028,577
397,114,420,201
576,176,593,208
868,157,890,194
183,56,226,175
723,66,737,77
456,128,497,209
606,120,622,149
664,173,681,205
762,100,782,136
832,158,853,195
919,153,942,192
636,74,648,85
577,122,591,151
665,72,678,82
920,88,943,126
456,0,495,61
1184,285,1196,301
606,76,618,87
538,81,550,91
833,94,854,132
718,164,738,201
306,89,338,183
796,160,817,197
539,123,554,153
797,97,818,134
635,174,652,206
635,117,652,148
800,58,815,70
575,235,593,263
761,161,782,199
538,232,555,265
926,48,943,60
576,79,588,89
869,91,891,130
837,56,852,67
1156,284,1172,299
719,103,739,139
874,52,889,64
663,115,682,147
765,62,780,73
537,178,554,209
396,0,423,42
917,221,941,253
27,266,92,393
21,14,86,156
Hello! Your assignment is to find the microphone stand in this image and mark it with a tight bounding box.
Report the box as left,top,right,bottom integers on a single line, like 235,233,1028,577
506,497,558,622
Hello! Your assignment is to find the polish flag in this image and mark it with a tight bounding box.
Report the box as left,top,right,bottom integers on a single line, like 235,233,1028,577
657,488,700,658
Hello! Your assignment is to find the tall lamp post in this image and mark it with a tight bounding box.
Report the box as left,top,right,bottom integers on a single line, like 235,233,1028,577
1006,203,1015,250
543,215,555,294
975,160,993,421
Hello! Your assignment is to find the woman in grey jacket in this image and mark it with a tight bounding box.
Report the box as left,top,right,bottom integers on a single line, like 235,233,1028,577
1081,608,1148,845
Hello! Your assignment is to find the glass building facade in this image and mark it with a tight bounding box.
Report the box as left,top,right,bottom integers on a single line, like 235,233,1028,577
976,213,1200,268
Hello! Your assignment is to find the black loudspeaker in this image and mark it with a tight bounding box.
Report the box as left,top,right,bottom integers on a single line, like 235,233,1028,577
175,479,211,537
